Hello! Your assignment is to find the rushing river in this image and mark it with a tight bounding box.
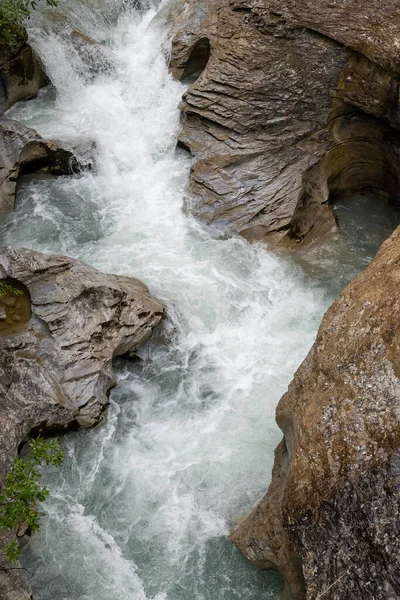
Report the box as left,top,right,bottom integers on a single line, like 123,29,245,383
2,1,400,599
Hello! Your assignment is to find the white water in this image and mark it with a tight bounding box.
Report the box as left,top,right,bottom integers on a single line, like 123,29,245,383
2,1,391,599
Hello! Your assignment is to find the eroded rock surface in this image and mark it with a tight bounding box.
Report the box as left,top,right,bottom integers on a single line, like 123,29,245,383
166,0,400,246
0,35,48,115
0,245,164,439
0,118,92,215
231,227,400,599
0,245,163,600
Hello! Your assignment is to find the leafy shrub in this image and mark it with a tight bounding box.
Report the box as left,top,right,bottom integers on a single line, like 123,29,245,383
0,436,65,562
0,0,57,47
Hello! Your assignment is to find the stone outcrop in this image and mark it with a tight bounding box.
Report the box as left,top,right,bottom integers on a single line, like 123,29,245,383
0,118,93,216
231,225,400,599
163,2,400,597
165,0,400,247
0,245,163,600
0,35,48,116
0,245,164,438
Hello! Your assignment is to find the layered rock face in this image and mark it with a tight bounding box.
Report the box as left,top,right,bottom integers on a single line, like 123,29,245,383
231,226,400,599
166,0,400,246
0,246,163,600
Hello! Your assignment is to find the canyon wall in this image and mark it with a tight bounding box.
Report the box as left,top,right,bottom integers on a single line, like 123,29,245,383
165,0,400,248
232,224,400,599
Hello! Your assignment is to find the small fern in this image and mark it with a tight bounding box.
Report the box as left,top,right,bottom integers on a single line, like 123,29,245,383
0,282,24,300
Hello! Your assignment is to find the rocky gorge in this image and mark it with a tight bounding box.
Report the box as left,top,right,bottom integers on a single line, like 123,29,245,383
0,1,399,600
164,0,400,598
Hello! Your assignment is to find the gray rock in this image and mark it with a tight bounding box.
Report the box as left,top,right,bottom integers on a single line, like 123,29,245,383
0,35,48,116
0,246,164,599
0,118,92,216
167,0,400,248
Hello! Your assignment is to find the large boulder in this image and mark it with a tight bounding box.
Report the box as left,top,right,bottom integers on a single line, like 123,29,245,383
166,0,400,246
231,226,400,599
0,245,164,446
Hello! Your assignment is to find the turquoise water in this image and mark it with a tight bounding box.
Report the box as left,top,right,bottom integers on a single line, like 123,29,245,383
2,1,399,599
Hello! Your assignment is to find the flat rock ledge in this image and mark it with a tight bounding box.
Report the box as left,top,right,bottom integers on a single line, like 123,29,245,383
231,227,400,599
0,245,164,600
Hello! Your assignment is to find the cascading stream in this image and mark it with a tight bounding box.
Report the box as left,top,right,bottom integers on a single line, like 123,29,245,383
2,1,397,599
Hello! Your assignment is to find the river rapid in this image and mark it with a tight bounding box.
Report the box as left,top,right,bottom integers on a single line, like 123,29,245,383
2,1,399,599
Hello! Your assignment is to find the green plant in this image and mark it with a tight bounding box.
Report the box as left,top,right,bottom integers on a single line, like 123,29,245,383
0,282,24,300
0,0,57,47
0,436,65,563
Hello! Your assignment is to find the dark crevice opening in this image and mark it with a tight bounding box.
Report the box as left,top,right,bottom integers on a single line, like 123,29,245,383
181,37,211,82
0,277,31,334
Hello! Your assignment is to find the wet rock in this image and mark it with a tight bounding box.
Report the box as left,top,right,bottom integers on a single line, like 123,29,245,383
0,15,113,117
231,226,400,598
0,118,92,215
0,245,164,432
0,33,48,115
42,13,115,80
0,245,163,599
166,0,400,246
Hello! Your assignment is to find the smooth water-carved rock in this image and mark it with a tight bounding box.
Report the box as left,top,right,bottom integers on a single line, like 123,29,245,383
167,0,400,246
0,35,48,115
0,245,163,599
231,227,400,598
0,118,93,215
